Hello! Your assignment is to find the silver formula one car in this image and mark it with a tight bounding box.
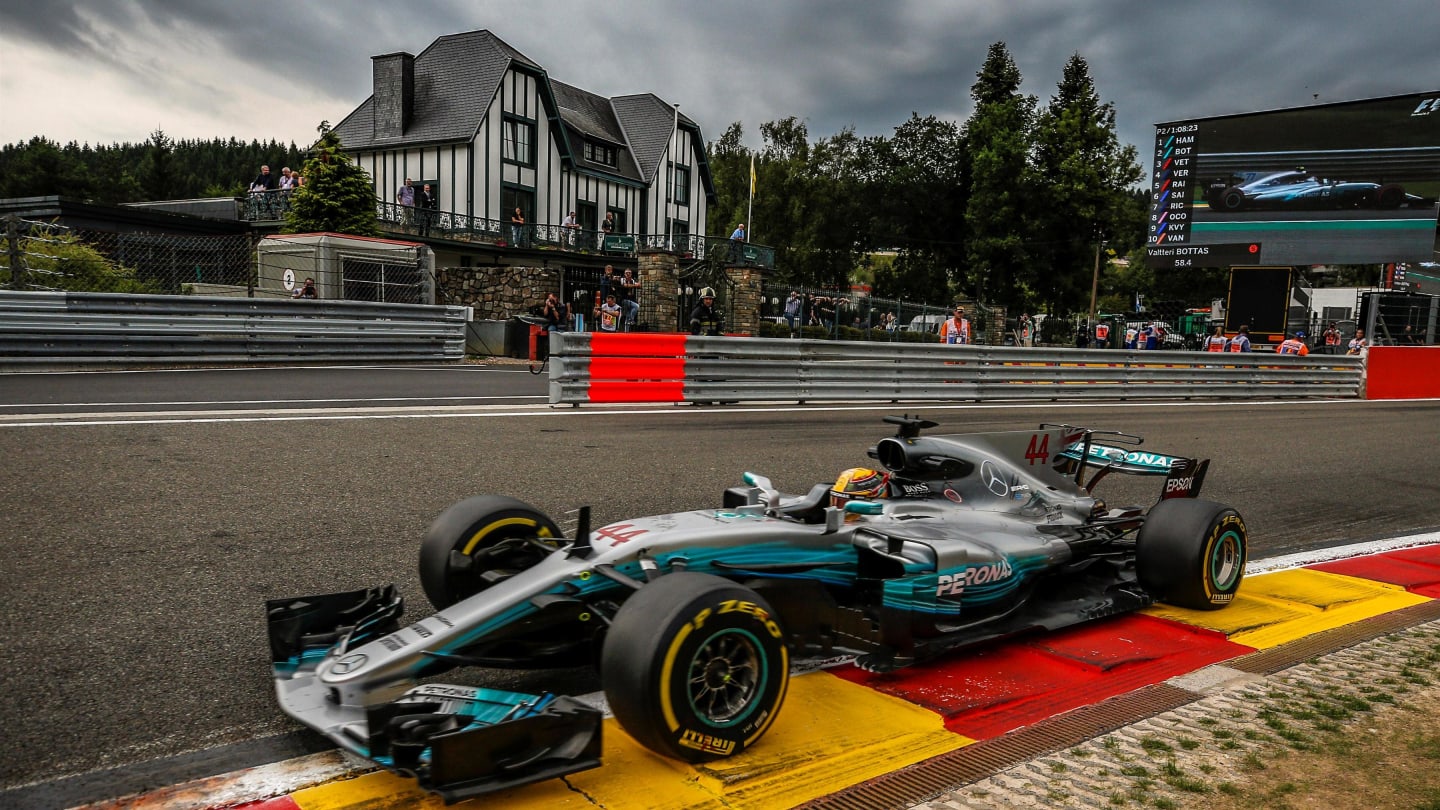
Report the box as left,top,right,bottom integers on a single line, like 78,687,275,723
266,417,1246,802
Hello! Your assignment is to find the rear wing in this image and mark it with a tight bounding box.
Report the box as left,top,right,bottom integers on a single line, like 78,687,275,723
1047,426,1208,500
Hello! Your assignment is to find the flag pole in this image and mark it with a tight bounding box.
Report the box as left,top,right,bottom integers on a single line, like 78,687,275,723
747,153,755,243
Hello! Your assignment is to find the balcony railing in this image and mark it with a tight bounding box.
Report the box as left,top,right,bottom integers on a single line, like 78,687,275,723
237,192,772,266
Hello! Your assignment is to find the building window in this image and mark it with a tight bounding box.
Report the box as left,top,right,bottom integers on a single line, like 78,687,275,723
577,201,598,233
669,163,690,207
584,140,617,167
503,116,535,167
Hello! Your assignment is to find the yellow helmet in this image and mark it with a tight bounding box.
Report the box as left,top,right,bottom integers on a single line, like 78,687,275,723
830,467,890,508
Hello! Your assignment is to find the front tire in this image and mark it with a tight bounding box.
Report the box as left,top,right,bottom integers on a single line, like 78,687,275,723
1375,184,1405,209
601,573,789,762
418,495,562,610
1137,498,1247,611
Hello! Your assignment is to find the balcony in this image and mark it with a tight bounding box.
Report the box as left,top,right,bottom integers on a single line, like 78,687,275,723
238,192,773,267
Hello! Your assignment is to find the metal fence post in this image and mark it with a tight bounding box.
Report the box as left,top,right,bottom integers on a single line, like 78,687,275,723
5,214,23,290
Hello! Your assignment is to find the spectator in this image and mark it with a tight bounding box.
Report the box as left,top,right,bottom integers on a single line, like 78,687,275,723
1019,313,1033,347
941,306,971,345
730,223,746,263
1347,330,1369,356
689,287,722,336
292,277,318,299
783,290,803,334
510,207,526,248
596,293,623,333
600,211,616,250
417,183,436,237
542,291,568,332
619,269,641,328
396,178,415,226
1401,324,1419,345
1227,324,1252,353
562,210,580,247
278,167,296,190
1203,324,1228,352
1278,331,1310,356
249,164,276,192
599,265,619,304
291,169,303,188
1076,320,1089,349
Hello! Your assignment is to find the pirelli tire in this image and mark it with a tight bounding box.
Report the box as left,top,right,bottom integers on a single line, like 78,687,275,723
601,572,789,763
1217,186,1247,211
1137,498,1247,611
1375,183,1406,209
418,495,563,610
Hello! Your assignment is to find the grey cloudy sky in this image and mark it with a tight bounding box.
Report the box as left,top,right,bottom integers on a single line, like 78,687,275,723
1,0,1436,159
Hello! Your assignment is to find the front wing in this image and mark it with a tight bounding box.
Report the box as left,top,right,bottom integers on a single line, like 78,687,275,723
265,587,602,803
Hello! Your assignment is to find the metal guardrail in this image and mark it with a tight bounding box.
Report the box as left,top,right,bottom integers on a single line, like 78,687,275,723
548,333,1365,405
0,290,468,366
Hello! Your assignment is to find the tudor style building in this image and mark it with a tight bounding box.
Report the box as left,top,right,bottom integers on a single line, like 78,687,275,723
332,30,715,244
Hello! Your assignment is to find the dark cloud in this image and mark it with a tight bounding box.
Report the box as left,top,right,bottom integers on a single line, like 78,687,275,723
2,0,1436,153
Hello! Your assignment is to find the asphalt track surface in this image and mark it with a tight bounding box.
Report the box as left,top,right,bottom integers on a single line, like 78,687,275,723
1,366,1438,802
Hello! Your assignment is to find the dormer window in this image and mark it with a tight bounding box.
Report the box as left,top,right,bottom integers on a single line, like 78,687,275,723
584,140,617,167
503,115,535,167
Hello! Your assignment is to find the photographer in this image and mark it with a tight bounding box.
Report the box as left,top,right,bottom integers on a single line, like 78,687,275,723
542,292,569,332
292,277,318,299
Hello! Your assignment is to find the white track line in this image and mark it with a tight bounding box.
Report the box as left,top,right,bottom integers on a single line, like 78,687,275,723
6,396,1431,429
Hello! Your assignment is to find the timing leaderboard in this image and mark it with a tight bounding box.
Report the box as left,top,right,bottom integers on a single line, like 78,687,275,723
1148,122,1197,247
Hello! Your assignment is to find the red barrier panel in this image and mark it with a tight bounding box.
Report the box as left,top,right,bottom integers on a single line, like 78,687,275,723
1365,346,1440,399
589,333,689,356
586,333,688,403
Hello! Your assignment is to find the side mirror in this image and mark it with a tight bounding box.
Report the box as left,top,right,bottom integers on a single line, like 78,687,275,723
741,472,780,514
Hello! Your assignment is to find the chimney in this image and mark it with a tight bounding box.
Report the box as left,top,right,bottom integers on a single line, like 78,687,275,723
372,52,415,138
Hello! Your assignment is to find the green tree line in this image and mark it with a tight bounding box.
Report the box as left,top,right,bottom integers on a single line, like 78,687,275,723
706,44,1153,318
3,44,1172,317
0,129,309,204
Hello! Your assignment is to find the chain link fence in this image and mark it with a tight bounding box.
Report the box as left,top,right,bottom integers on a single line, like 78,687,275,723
757,283,1013,344
4,214,256,295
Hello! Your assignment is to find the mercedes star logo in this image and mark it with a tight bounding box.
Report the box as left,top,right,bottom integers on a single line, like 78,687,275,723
981,460,1010,497
330,653,367,675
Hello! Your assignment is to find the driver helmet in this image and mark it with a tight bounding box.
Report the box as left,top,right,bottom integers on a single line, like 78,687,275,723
830,467,890,509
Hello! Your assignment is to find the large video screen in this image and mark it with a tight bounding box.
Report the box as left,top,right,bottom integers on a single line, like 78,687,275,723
1147,91,1440,269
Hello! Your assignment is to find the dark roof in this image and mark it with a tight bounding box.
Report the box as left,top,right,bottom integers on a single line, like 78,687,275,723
549,79,643,182
333,30,541,149
331,29,712,199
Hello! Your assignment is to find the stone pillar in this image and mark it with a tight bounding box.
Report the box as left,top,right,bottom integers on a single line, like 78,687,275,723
638,248,679,332
725,264,764,336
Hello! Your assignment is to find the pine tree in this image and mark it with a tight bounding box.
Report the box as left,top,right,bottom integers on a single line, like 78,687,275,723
964,42,1036,306
283,125,379,237
1029,54,1143,316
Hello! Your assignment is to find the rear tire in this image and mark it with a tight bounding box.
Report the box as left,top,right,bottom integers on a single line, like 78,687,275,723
601,573,789,762
1218,187,1247,211
1137,499,1247,611
418,495,562,610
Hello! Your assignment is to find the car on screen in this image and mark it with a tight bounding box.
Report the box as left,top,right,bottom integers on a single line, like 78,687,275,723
264,416,1247,802
1206,170,1425,212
